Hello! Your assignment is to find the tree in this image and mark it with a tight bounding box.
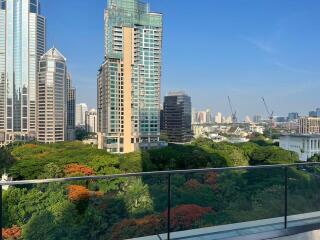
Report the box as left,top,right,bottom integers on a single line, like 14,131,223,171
119,178,154,217
75,128,88,141
22,211,57,240
250,146,299,165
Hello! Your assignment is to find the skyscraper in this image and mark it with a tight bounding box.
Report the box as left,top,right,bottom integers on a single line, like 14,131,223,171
76,103,88,127
66,74,76,140
97,0,163,153
163,92,192,143
37,48,67,143
85,109,98,133
0,0,46,146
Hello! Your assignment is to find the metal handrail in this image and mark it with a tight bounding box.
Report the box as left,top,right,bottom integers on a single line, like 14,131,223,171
1,162,319,186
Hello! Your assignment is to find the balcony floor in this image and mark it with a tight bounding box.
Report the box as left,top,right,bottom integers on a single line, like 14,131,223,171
273,230,320,240
133,211,320,240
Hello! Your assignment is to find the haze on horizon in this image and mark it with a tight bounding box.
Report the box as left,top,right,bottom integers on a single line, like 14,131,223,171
41,0,320,120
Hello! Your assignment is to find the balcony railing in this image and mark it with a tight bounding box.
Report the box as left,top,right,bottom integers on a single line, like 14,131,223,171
1,163,320,239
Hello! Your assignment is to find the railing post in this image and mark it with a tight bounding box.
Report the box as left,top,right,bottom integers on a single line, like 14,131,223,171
284,166,288,229
167,173,171,240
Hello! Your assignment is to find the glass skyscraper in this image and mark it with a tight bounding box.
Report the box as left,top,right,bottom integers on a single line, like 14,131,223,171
97,0,163,153
38,48,67,143
0,0,46,146
163,92,193,143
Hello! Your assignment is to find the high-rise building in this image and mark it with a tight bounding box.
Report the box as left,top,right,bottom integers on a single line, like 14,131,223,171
288,112,299,121
253,115,262,123
76,103,88,127
163,92,192,143
205,109,212,124
215,112,222,124
197,111,207,124
85,109,98,133
299,117,320,134
191,108,198,124
309,108,320,118
97,0,163,153
37,48,67,143
66,74,76,140
0,0,46,146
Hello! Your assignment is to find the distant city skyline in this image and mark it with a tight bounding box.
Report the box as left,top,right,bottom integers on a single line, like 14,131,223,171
42,0,320,118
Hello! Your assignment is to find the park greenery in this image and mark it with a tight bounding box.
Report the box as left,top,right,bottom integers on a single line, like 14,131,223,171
1,137,319,239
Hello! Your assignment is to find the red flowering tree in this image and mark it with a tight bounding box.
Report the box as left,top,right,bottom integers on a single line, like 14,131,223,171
163,204,212,230
2,225,21,239
64,164,95,176
111,215,165,239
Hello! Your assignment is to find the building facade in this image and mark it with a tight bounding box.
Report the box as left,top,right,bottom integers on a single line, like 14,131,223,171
85,109,98,133
299,117,320,134
97,0,163,153
37,48,67,143
0,0,46,146
163,92,192,143
66,74,76,140
309,108,320,118
76,103,88,127
280,134,320,161
215,112,222,124
288,112,299,121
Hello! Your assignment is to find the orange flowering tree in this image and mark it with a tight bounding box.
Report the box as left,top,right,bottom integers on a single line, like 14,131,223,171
64,164,95,177
2,225,22,240
67,185,102,202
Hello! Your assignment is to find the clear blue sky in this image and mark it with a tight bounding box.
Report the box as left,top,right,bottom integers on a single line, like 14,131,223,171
42,0,320,120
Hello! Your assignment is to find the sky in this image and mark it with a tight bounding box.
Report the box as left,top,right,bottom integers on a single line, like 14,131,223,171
41,0,320,120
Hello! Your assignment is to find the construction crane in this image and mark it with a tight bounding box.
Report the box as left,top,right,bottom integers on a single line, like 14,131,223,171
228,96,238,124
261,97,274,137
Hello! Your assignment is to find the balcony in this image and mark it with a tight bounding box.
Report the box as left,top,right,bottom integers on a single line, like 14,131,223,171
1,163,320,239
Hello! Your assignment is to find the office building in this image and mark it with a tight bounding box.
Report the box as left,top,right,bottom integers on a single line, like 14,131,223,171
66,74,76,140
97,0,163,153
76,103,88,127
299,117,320,134
163,92,192,143
85,109,98,133
288,112,299,121
309,108,320,118
0,0,46,146
37,48,67,143
280,134,320,161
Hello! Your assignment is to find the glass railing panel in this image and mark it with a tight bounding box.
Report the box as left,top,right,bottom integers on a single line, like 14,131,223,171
287,164,320,228
2,175,169,240
170,168,285,238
